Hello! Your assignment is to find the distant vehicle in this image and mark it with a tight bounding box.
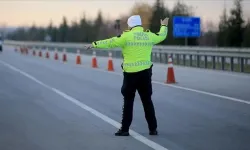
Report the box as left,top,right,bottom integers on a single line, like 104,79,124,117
0,35,2,52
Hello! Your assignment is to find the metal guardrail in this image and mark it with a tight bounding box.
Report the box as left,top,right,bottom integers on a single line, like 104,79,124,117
4,40,250,73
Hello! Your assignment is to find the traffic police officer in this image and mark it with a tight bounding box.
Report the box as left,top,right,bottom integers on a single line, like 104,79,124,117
85,15,169,136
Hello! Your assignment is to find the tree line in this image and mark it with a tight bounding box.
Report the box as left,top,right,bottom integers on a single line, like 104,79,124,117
6,0,250,48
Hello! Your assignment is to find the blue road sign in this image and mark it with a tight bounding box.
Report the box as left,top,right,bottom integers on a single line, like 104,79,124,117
173,16,201,38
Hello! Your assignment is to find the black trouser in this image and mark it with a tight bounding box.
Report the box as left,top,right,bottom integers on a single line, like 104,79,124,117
120,65,157,132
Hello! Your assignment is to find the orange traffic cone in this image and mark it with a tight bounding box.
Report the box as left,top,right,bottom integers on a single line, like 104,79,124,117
107,52,114,71
62,49,67,62
165,56,176,84
92,51,98,68
76,49,81,64
46,49,50,59
54,49,59,60
39,49,42,57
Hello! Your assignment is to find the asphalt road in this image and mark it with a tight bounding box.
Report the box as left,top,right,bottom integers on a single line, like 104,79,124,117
0,46,250,150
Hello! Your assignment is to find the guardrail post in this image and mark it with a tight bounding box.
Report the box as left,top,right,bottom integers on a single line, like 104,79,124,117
197,55,200,68
159,50,162,63
204,56,208,68
164,53,168,64
171,53,174,64
183,54,186,66
176,54,180,65
240,57,244,72
118,50,122,58
152,52,154,62
212,56,216,69
230,57,234,71
156,51,159,63
114,50,118,58
190,55,192,66
221,56,225,70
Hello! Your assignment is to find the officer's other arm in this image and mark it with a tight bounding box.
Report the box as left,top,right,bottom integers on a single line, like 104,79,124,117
150,25,168,45
91,34,126,49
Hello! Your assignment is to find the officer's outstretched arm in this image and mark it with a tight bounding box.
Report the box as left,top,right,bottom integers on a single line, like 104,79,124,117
91,34,126,49
150,25,168,45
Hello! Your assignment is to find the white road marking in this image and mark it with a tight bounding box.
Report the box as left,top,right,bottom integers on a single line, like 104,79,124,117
0,60,170,150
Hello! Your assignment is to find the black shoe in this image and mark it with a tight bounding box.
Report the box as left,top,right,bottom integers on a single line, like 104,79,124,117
115,129,130,136
149,130,158,135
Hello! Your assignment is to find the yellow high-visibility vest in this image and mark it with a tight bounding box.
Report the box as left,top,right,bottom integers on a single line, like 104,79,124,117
92,25,168,73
